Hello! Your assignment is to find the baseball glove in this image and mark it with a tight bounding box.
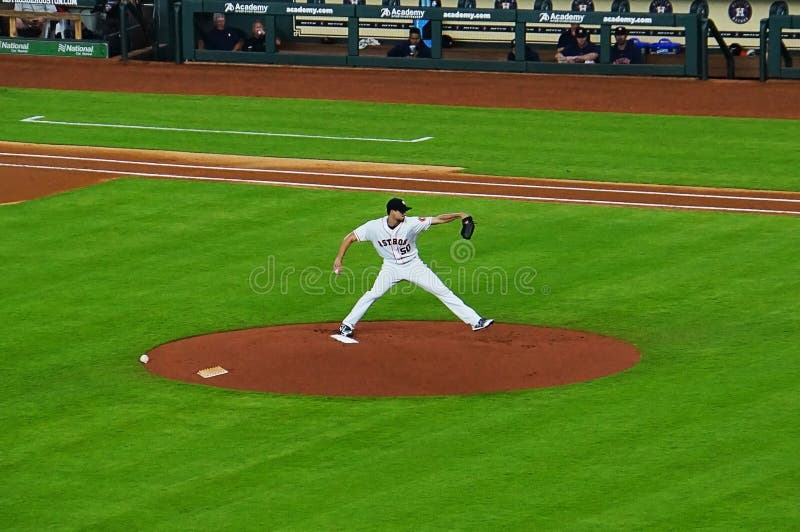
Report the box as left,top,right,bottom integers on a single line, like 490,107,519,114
460,216,475,240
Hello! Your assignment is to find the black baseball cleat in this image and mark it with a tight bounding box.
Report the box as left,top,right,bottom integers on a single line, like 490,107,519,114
472,318,494,332
338,323,354,337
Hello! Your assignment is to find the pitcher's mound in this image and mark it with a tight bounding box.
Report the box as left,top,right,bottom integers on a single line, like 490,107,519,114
144,321,640,397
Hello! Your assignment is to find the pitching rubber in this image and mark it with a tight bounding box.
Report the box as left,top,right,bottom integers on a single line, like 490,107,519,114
331,334,359,344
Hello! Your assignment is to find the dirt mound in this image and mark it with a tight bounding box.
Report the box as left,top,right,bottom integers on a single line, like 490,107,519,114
144,321,640,397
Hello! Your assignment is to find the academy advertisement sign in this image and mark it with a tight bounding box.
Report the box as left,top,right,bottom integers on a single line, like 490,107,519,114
537,12,586,23
537,12,655,24
286,6,334,16
601,14,655,24
224,2,269,14
379,8,426,19
443,11,492,20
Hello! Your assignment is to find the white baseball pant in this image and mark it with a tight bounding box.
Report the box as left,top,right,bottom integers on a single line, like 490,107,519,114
342,258,481,328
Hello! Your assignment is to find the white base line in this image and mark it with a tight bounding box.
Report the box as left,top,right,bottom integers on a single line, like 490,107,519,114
2,152,799,204
19,116,433,144
3,162,799,216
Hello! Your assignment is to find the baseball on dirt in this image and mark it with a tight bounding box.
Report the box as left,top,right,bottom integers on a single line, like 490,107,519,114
139,354,150,364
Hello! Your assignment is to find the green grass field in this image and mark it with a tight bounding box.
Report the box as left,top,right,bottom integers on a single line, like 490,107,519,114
2,87,800,190
1,87,799,529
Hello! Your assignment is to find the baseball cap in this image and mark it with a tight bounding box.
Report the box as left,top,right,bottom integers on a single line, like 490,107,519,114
575,28,590,38
614,26,628,35
213,12,225,21
386,197,411,214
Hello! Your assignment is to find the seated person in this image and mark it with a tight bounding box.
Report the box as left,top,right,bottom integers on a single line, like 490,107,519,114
198,12,243,51
494,0,517,7
507,39,540,61
556,23,580,59
555,27,599,63
387,27,431,58
610,26,642,64
13,1,56,38
242,20,281,52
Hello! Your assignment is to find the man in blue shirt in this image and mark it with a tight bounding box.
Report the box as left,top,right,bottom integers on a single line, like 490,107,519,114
556,27,599,63
199,12,243,51
610,26,643,64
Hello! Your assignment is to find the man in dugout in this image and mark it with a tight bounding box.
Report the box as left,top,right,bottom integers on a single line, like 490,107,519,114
610,26,643,64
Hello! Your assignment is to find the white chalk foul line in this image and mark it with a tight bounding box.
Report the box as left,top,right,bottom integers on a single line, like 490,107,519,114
3,162,800,216
19,116,433,144
3,152,800,204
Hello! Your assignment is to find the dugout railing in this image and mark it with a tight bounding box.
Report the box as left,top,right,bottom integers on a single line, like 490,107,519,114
760,14,800,79
174,1,706,78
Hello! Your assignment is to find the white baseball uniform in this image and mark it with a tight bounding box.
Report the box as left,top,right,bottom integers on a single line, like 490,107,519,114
341,215,482,329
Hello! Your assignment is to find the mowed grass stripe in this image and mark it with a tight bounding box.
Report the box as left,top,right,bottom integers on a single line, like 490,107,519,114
1,87,799,190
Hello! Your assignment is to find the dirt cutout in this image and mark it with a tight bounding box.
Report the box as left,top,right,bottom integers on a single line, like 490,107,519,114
2,141,799,214
144,322,640,397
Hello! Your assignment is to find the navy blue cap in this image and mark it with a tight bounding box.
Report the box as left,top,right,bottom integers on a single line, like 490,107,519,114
386,197,411,214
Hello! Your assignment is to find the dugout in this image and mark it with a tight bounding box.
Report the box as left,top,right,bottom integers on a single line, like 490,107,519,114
175,0,709,77
125,0,800,79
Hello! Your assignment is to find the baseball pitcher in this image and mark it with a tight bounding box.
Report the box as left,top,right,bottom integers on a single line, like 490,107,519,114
333,197,494,338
